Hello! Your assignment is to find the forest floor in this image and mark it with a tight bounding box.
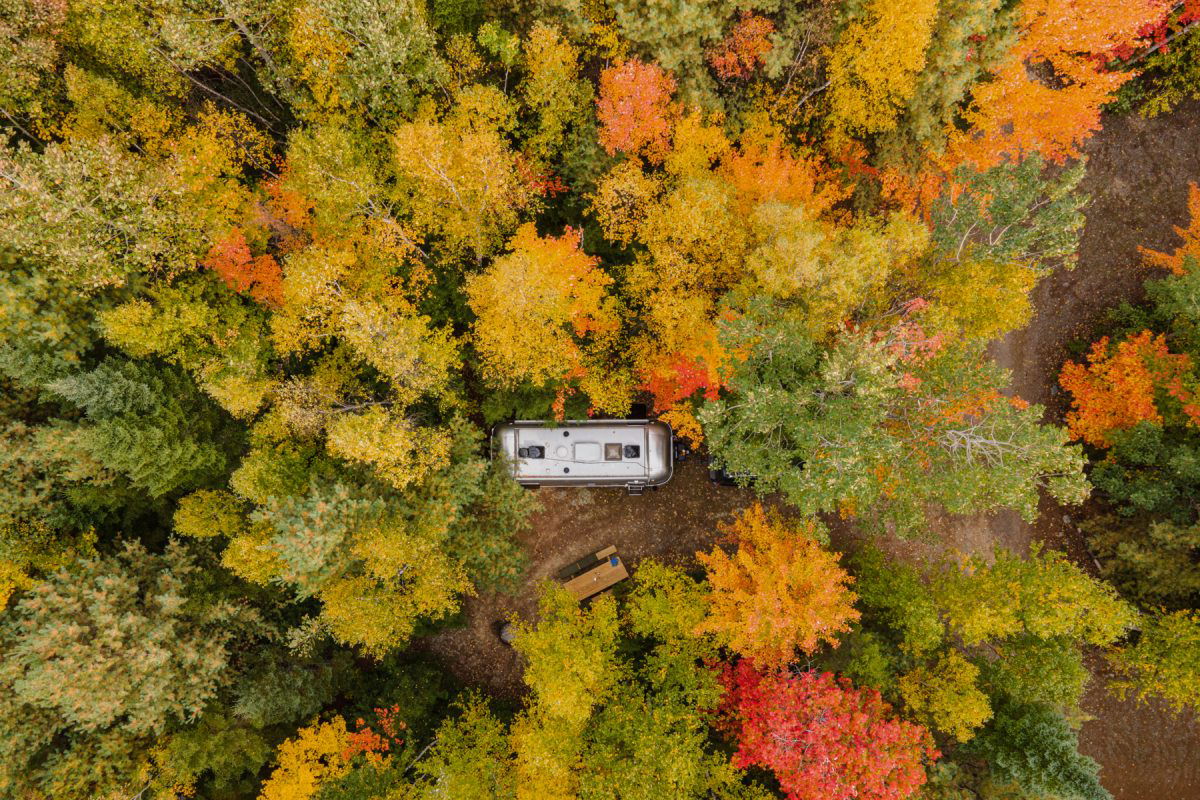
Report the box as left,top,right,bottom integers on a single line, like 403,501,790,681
422,100,1200,800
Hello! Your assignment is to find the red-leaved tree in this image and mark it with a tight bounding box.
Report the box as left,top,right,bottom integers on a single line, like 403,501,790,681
715,661,937,800
596,58,678,164
642,352,722,410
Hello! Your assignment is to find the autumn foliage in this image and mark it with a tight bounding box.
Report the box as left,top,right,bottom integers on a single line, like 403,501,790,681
642,350,723,410
706,13,775,80
467,223,618,393
204,227,284,306
596,58,678,164
719,130,850,217
826,0,939,136
946,0,1169,168
342,706,407,764
696,504,860,667
259,717,351,800
716,661,937,800
1060,330,1200,447
1107,1,1200,63
0,0,1151,795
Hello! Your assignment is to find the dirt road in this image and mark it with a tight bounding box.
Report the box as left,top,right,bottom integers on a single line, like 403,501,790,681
991,101,1200,800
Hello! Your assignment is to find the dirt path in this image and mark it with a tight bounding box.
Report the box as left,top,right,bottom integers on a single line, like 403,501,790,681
424,100,1200,798
995,101,1200,406
988,99,1200,800
1079,659,1200,800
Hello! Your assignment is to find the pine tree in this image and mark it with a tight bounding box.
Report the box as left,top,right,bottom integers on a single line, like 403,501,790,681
0,540,244,736
47,359,237,497
966,700,1111,800
0,540,260,798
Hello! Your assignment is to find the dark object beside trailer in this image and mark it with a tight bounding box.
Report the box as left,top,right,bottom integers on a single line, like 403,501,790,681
706,455,756,487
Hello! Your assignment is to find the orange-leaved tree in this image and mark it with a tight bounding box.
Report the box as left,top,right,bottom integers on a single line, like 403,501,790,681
695,503,860,667
1059,330,1200,448
946,0,1168,169
1141,182,1200,275
341,705,407,765
719,123,850,218
596,58,678,164
204,226,284,306
706,13,775,81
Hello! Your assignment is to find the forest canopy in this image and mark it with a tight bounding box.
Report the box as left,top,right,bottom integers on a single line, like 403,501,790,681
0,0,1197,798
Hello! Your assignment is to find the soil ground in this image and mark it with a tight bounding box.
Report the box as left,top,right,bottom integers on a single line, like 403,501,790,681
423,100,1200,799
423,459,762,693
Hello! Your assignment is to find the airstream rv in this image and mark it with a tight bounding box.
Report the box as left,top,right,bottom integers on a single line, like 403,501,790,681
492,419,674,494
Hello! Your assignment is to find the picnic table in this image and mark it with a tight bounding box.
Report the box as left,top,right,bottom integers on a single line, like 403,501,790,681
563,552,628,602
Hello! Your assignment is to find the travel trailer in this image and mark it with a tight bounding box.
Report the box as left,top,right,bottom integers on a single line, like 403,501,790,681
492,419,674,494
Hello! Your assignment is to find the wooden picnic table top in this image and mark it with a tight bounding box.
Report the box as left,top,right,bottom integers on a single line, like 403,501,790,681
563,554,629,602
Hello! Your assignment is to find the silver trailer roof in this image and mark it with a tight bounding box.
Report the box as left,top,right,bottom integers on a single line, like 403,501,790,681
493,420,673,489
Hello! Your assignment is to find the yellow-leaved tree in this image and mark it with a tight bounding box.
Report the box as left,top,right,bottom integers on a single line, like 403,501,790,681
744,204,928,335
916,257,1037,342
509,585,621,800
827,0,940,137
259,717,351,800
467,223,629,413
587,116,927,421
392,109,536,264
898,651,993,742
520,23,593,166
